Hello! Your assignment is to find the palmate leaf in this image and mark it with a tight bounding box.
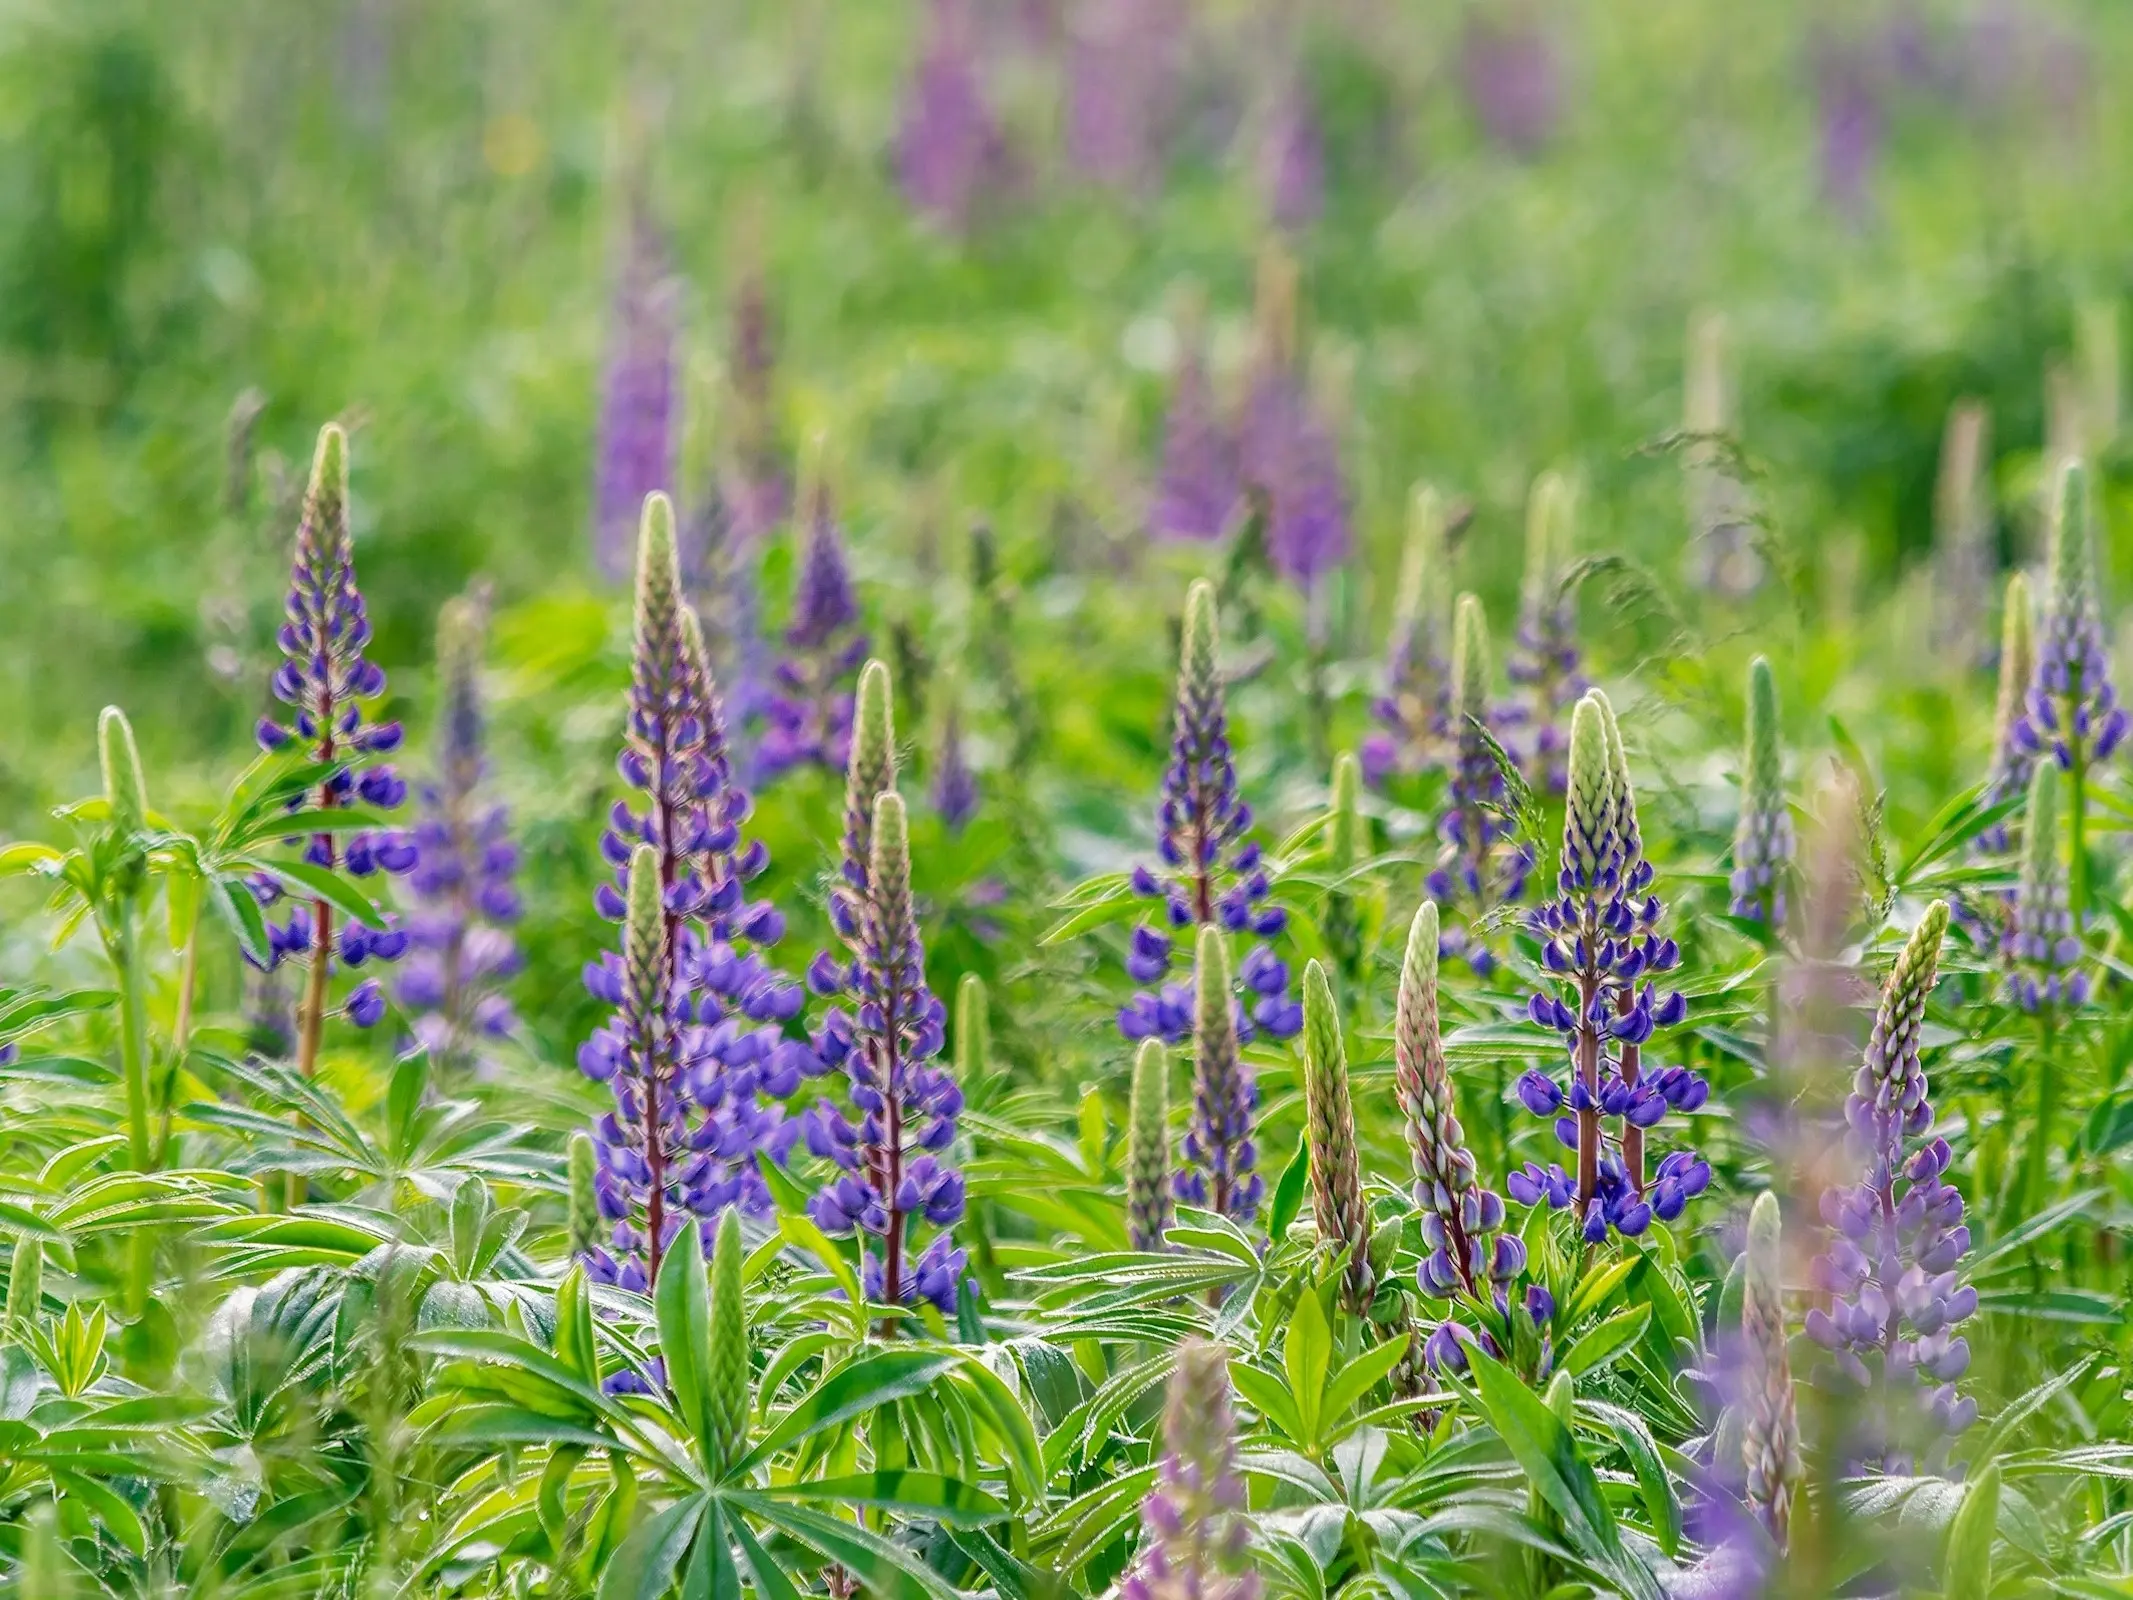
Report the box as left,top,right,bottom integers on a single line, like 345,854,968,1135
734,1346,961,1474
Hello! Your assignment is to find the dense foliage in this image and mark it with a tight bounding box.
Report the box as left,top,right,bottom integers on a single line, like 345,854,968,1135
2,3,2132,1597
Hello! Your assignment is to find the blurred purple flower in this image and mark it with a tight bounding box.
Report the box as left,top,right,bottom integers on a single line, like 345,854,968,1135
593,205,679,583
899,0,1006,231
1461,12,1562,156
1151,319,1236,543
1066,0,1187,193
1260,71,1323,232
760,484,869,780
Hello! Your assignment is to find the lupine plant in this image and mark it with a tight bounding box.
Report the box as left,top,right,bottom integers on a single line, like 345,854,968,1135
1363,485,1453,785
1427,593,1535,976
1507,470,1585,795
1729,655,1793,928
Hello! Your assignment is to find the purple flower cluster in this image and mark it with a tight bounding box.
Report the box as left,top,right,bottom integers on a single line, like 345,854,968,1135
2003,762,2088,1013
1514,692,1702,1244
397,596,522,1065
578,497,820,1292
1065,0,1185,195
898,0,1006,232
1505,474,1586,796
1461,11,1563,157
1259,71,1324,232
1427,596,1535,976
1118,583,1299,1049
725,254,791,544
1151,314,1236,544
1123,1340,1260,1600
2013,461,2126,773
251,425,417,1031
1362,488,1452,787
592,204,678,584
1805,903,1977,1472
1238,252,1349,588
802,664,966,1315
759,484,868,780
932,698,979,833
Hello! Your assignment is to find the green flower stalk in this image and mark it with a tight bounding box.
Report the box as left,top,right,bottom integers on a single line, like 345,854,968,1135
97,706,155,1172
1508,471,1586,795
832,658,897,938
955,972,990,1085
1977,573,2036,854
1741,1191,1801,1550
1127,1038,1173,1251
1730,657,1793,927
1322,751,1367,979
1932,400,1993,665
706,1207,750,1475
1301,961,1371,1313
567,1131,600,1260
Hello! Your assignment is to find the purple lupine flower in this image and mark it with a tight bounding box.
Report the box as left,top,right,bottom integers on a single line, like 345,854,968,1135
1123,1340,1259,1600
1175,924,1263,1224
1363,486,1453,786
1515,692,1700,1243
2002,762,2088,1013
579,495,816,1293
805,762,966,1315
1151,306,1237,543
1461,10,1562,157
1506,473,1586,796
1236,252,1349,587
1812,30,1882,219
1116,581,1299,1050
1426,596,1535,977
398,595,522,1067
759,480,869,780
931,696,979,833
898,0,1005,232
681,480,772,773
592,203,678,583
2013,460,2126,774
1066,0,1186,194
252,425,417,1028
726,250,791,543
1259,69,1323,232
1804,902,1977,1473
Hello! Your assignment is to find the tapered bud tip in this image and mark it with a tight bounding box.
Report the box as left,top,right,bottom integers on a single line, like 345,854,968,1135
1329,752,1363,868
627,842,662,925
1746,1190,1782,1268
97,706,148,827
713,1204,743,1271
955,972,989,1074
1566,695,1610,827
1450,593,1492,720
2001,571,2032,652
309,421,348,496
1302,957,1337,1029
1193,922,1233,1026
1525,470,1575,594
1404,900,1440,980
1746,656,1781,794
1183,579,1220,670
1133,1035,1166,1085
871,789,909,859
855,657,895,756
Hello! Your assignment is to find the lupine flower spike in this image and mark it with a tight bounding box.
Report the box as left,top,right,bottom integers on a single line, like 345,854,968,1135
1976,573,2036,854
1117,582,1298,1046
761,474,868,779
579,495,813,1291
1508,471,1586,794
1122,1340,1260,1600
1684,310,1759,596
593,205,678,583
1932,400,1993,665
1152,291,1237,543
1730,657,1793,929
1363,486,1452,786
2004,761,2085,1013
1807,901,1976,1471
2016,460,2126,776
1426,594,1534,976
1512,692,1703,1243
1321,752,1366,980
1127,1038,1173,1252
725,240,790,543
1741,1192,1801,1550
1176,925,1262,1224
931,689,979,833
805,765,966,1316
897,0,1003,232
255,424,418,1065
1300,961,1371,1313
400,596,523,1067
704,1207,751,1475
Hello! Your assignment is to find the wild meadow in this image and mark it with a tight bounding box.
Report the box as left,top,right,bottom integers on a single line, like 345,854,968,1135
1,2,2131,1595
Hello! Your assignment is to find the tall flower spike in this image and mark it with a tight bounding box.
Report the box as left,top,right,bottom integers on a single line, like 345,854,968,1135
761,477,869,780
1977,573,2036,854
580,495,815,1290
1066,0,1186,194
1175,925,1262,1223
98,706,148,836
1122,1340,1260,1600
1300,961,1371,1313
725,240,791,543
1152,293,1237,542
2016,459,2127,773
1508,472,1587,795
1321,752,1366,978
1116,582,1298,1047
1932,400,1993,665
1741,1192,1801,1550
400,596,524,1067
932,690,979,833
897,0,1003,232
567,1131,600,1260
254,424,417,1053
1683,310,1759,596
1808,902,1976,1472
805,790,966,1316
1512,691,1701,1243
1127,1038,1173,1251
2004,762,2085,1012
1364,486,1453,786
1730,657,1793,928
594,205,678,583
1397,902,1517,1301
705,1207,751,1475
833,659,897,937
1426,594,1534,976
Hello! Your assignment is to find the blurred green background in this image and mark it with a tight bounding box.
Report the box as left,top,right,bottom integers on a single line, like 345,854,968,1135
0,0,2126,1067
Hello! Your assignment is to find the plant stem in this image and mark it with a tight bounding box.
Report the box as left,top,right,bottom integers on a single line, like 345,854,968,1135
2068,753,2088,941
2023,1012,2058,1217
156,924,199,1166
295,898,333,1079
114,916,154,1173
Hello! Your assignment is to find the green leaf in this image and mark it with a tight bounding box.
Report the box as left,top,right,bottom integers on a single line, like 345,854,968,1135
1943,1461,2000,1600
735,1348,960,1474
1587,1402,1681,1559
1319,1335,1412,1430
1284,1287,1332,1447
760,1470,1008,1527
1266,1137,1309,1243
656,1218,721,1470
243,857,390,929
1562,1305,1650,1378
736,1495,962,1600
598,1494,709,1600
953,1353,1047,1503
1226,1360,1303,1443
724,1507,808,1600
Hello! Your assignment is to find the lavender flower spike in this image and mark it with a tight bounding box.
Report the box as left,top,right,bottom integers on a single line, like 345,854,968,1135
1508,471,1586,795
254,423,418,1063
1123,1340,1259,1600
1127,1038,1172,1252
2016,459,2127,773
1807,902,1976,1472
1175,925,1262,1224
1426,594,1534,976
1300,961,1371,1313
593,206,678,583
1363,486,1452,786
1741,1192,1801,1549
1116,581,1298,1047
2004,761,2086,1014
1514,691,1703,1244
1977,573,2037,854
1396,902,1517,1302
805,789,966,1317
761,476,868,780
897,0,1003,232
1151,293,1237,543
400,595,524,1068
1730,657,1793,928
931,690,979,833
